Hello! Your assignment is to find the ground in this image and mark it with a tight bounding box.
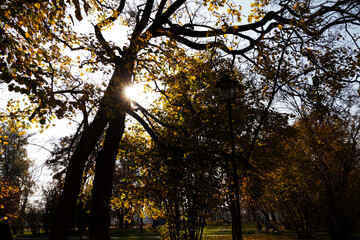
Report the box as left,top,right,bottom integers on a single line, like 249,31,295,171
12,224,360,240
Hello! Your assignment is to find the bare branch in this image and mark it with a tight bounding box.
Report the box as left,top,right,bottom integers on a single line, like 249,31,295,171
149,0,186,33
96,0,126,29
156,0,167,18
133,101,188,135
126,108,158,141
132,0,155,37
156,10,287,38
244,31,294,163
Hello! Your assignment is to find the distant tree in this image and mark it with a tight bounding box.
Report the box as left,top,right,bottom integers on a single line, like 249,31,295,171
111,136,142,229
26,201,42,236
280,49,360,239
0,121,33,235
40,183,63,235
245,107,360,239
0,179,18,240
45,132,98,233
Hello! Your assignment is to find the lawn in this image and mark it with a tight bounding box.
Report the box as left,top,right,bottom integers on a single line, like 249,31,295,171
12,225,343,240
201,225,332,240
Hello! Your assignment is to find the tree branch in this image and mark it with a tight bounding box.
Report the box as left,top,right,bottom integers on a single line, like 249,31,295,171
94,0,126,57
132,101,188,135
126,108,158,141
96,0,126,28
155,0,167,18
156,10,287,38
132,0,154,37
244,31,294,163
148,0,186,33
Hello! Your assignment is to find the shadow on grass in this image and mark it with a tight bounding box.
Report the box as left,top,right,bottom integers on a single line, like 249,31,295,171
14,226,360,240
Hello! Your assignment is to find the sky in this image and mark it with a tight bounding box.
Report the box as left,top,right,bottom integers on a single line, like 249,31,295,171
3,1,255,200
18,1,359,201
0,12,131,200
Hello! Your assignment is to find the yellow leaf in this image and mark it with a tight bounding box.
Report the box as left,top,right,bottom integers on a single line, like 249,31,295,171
34,3,41,9
4,11,10,19
25,32,30,38
49,19,55,25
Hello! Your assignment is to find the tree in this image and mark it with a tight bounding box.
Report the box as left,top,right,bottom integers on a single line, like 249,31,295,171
0,122,30,183
0,121,33,236
111,132,147,230
40,183,63,235
243,77,360,239
26,201,42,236
1,1,359,240
0,179,18,240
120,48,296,239
248,113,360,239
244,122,321,238
111,119,224,240
0,0,91,126
295,115,360,239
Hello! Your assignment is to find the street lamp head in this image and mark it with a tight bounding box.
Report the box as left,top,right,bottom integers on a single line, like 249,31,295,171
216,74,238,101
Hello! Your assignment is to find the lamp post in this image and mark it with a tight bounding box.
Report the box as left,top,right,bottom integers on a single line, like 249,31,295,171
217,74,243,240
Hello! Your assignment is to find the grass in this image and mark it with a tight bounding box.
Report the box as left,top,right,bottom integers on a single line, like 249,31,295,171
201,225,332,240
110,227,160,239
12,230,47,238
14,225,359,240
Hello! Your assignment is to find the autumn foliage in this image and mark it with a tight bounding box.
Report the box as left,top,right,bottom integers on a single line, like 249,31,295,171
0,0,360,240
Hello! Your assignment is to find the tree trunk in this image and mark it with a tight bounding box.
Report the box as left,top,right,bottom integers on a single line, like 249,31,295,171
89,112,126,240
229,196,241,240
51,54,134,240
0,209,12,240
117,210,124,228
50,111,109,240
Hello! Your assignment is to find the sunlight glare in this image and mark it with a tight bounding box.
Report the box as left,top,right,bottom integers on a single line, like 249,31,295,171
123,82,158,108
124,84,144,101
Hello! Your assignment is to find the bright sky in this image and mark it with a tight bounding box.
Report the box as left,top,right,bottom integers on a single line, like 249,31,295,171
26,19,160,200
22,15,131,199
17,1,255,200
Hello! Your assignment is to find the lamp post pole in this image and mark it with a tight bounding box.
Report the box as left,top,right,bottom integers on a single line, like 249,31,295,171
217,75,243,240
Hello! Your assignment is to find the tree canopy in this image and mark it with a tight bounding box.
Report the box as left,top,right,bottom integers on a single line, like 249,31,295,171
1,0,360,240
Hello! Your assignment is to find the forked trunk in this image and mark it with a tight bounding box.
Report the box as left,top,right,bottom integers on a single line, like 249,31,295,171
89,112,127,240
50,111,108,240
51,58,134,240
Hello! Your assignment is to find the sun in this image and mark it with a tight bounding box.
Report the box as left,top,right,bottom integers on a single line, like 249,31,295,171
124,82,159,107
124,84,142,101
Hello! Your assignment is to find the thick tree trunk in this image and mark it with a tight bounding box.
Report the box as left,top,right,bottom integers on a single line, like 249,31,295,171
51,54,134,240
89,112,126,240
86,60,132,239
0,209,13,240
50,111,109,240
